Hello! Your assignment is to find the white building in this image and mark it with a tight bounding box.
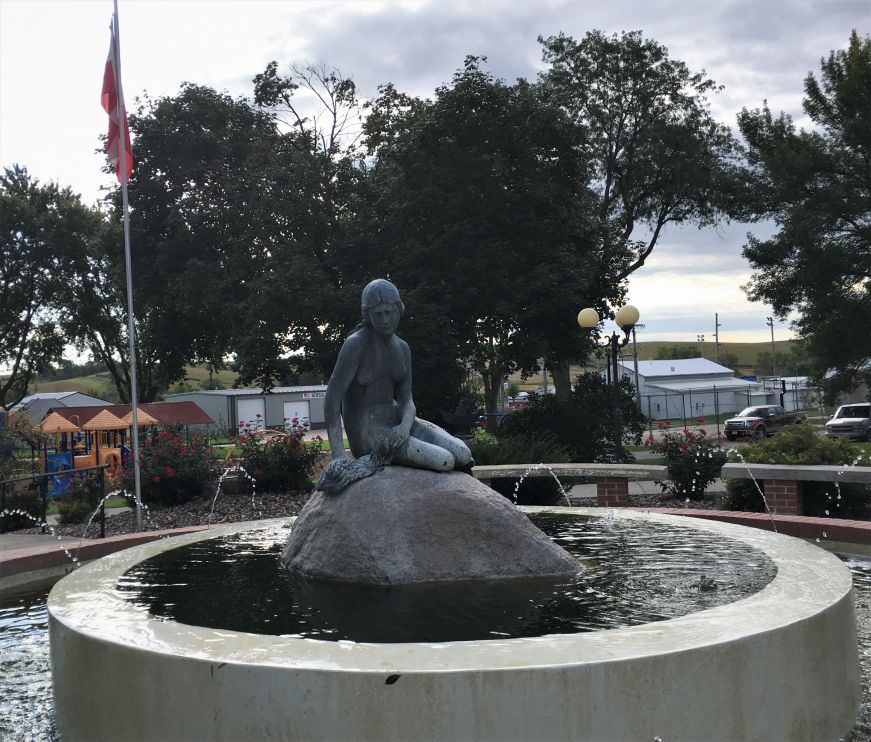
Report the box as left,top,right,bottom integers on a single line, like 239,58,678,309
12,391,109,423
164,386,328,434
618,359,761,421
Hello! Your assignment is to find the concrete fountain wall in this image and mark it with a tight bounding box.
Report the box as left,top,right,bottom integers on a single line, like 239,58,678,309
49,509,861,741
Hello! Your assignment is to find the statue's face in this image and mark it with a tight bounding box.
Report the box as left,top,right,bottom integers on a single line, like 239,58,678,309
368,302,401,336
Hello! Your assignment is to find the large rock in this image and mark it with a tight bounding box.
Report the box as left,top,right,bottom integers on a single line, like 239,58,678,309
282,465,581,585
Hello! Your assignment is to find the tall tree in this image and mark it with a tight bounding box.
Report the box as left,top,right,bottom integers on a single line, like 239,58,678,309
0,166,103,409
62,85,311,400
737,32,871,399
538,31,737,282
364,58,608,412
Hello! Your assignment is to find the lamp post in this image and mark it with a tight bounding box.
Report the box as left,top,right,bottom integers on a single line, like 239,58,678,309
697,334,705,359
578,305,640,463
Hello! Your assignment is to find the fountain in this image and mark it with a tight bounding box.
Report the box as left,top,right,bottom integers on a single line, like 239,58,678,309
47,280,861,739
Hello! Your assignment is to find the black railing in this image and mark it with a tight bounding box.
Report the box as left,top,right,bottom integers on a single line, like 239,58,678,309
0,464,110,538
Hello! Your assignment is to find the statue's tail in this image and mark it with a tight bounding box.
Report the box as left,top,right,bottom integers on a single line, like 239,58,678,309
316,454,381,495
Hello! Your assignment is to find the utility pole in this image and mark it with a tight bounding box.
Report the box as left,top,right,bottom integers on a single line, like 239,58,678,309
766,316,777,379
714,313,722,363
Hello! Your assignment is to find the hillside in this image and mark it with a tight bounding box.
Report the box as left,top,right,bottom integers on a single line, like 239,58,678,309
27,365,242,402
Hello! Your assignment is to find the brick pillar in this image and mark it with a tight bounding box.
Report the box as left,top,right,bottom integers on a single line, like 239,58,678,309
596,477,630,507
763,479,802,515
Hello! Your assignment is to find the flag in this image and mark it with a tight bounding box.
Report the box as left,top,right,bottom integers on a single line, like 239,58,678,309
101,20,133,183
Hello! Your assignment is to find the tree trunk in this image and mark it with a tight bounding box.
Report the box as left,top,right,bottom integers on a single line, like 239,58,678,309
550,361,572,403
481,367,502,414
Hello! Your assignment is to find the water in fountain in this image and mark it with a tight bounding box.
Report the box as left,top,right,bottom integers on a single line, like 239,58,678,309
513,463,572,506
117,514,777,643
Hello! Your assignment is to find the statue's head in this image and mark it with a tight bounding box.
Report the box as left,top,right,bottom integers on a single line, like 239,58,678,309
361,279,404,315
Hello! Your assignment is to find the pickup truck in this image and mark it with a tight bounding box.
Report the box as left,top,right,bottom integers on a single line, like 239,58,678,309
724,405,806,440
824,403,871,441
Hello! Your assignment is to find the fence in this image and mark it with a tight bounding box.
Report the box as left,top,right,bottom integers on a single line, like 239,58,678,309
0,464,110,537
640,383,824,429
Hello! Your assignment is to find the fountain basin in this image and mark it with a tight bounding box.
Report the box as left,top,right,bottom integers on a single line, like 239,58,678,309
49,508,860,741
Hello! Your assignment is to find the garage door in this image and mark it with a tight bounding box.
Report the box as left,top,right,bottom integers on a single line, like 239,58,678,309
283,401,311,431
237,398,266,432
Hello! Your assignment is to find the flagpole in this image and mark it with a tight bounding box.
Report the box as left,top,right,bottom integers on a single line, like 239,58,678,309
112,0,142,531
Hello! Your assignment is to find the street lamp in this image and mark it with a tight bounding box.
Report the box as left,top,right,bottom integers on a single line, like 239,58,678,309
697,334,705,359
578,305,640,462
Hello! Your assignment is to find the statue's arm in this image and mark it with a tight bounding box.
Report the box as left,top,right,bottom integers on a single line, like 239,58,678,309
395,340,416,435
324,335,362,459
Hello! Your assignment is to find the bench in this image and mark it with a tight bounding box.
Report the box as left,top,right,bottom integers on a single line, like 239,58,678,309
472,463,668,507
720,463,871,515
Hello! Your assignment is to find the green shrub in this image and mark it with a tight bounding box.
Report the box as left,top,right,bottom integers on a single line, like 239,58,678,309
122,427,215,506
56,477,103,524
644,420,727,500
719,425,871,517
497,373,645,463
232,420,322,493
469,428,571,505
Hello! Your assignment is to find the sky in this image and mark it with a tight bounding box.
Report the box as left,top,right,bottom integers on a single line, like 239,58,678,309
2,0,869,347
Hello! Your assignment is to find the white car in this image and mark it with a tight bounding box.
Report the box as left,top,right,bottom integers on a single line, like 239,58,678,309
825,403,871,441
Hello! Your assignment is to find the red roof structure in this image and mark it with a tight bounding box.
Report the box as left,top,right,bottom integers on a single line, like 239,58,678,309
45,401,215,429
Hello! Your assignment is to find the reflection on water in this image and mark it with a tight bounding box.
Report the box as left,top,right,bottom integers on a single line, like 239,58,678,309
117,515,776,642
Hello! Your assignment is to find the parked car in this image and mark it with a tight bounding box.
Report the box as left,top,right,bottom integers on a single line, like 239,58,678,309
724,405,806,441
825,403,871,441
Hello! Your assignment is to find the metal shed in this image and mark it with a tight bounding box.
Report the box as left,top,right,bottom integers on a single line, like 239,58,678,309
164,386,328,434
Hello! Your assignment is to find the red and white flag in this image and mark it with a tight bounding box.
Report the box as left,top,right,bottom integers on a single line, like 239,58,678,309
101,19,133,183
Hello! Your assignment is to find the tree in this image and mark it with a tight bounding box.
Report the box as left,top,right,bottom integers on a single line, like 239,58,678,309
60,84,330,401
364,58,609,412
0,166,103,409
737,32,871,398
538,31,737,282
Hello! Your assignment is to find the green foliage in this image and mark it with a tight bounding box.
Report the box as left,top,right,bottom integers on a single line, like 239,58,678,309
468,427,570,505
0,166,102,409
719,425,870,517
122,427,215,506
56,477,102,525
364,57,606,412
539,30,736,284
737,32,871,399
643,420,727,500
498,372,645,463
231,420,322,493
655,345,702,360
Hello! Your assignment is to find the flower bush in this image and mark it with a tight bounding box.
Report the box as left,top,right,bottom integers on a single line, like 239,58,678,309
231,417,322,493
644,419,727,501
120,427,215,506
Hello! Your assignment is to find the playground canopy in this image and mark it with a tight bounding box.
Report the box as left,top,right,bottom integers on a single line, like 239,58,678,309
80,409,128,431
41,412,82,434
119,407,158,427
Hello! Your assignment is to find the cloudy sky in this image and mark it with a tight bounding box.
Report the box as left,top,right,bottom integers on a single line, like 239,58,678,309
2,0,868,345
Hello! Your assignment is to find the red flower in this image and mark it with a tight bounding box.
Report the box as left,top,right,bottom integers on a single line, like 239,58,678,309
152,475,161,483
657,421,664,430
165,466,175,478
679,443,689,452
